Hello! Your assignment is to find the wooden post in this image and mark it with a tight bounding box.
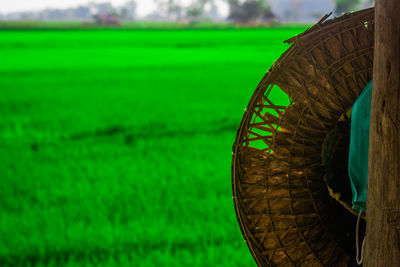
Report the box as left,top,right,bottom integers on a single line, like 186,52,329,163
364,0,400,266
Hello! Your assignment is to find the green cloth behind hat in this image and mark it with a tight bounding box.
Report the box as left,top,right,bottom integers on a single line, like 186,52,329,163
348,80,372,214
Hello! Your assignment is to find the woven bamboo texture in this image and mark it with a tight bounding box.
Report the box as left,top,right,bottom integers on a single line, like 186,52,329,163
232,8,374,266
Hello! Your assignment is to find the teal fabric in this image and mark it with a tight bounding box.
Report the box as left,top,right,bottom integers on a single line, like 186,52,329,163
348,80,373,214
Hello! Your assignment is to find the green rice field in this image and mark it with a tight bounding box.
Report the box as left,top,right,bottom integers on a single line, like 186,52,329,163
0,27,306,266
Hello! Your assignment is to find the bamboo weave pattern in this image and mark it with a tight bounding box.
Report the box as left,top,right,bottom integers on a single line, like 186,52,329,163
232,8,374,266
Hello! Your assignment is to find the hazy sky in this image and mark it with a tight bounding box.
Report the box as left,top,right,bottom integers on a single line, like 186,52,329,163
0,0,228,16
0,0,154,14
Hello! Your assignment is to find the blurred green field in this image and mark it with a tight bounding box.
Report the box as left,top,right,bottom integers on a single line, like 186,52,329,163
0,20,311,30
0,27,305,266
0,20,237,30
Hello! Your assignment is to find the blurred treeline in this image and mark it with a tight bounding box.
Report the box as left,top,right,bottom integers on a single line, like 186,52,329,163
0,0,375,23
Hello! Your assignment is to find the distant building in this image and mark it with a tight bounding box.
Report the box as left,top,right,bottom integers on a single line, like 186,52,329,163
93,13,120,25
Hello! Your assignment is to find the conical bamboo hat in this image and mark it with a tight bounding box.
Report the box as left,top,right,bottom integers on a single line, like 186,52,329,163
232,7,374,266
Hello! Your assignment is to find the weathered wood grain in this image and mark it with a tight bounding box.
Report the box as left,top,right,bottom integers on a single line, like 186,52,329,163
365,1,400,266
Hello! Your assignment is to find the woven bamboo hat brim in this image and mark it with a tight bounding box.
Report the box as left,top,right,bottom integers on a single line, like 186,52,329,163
232,7,374,266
